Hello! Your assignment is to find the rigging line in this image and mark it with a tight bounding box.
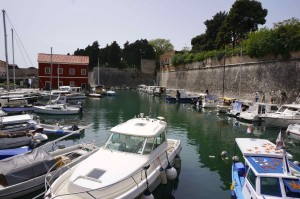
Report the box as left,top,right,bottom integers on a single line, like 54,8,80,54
14,36,28,67
4,11,34,67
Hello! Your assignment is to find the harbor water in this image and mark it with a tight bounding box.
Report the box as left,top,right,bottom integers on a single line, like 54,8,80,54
24,90,300,199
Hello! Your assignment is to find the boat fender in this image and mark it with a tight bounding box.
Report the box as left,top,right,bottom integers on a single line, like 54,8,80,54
70,125,79,131
159,166,167,184
141,189,154,199
221,151,228,159
232,156,239,162
29,139,42,149
294,161,300,166
174,154,181,169
165,164,177,180
230,190,237,199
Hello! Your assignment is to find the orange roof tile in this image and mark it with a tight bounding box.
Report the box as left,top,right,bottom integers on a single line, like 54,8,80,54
37,53,89,65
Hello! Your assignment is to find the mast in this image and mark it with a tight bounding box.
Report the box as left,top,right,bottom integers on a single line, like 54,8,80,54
58,64,59,88
238,45,242,99
2,10,9,91
50,47,53,102
11,28,16,90
97,58,99,85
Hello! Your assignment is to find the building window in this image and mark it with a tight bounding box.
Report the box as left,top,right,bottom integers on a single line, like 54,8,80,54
70,81,75,87
59,81,63,87
81,83,86,89
69,68,75,75
58,68,63,74
45,67,50,74
81,69,86,75
45,81,51,90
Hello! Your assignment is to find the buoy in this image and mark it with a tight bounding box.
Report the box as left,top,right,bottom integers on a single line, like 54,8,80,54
165,164,177,180
174,155,181,169
294,161,300,166
221,151,228,158
140,189,154,199
232,156,239,162
159,166,167,184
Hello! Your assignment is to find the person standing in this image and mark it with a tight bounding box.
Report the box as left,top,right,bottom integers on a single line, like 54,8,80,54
255,92,259,102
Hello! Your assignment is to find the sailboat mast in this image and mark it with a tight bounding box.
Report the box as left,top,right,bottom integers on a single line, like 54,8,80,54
97,58,99,85
11,29,16,90
2,10,10,91
50,47,53,102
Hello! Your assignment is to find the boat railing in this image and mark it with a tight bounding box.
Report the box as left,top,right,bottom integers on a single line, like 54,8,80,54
43,145,180,199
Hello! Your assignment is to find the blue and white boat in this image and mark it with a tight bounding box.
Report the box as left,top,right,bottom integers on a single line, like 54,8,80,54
231,133,300,199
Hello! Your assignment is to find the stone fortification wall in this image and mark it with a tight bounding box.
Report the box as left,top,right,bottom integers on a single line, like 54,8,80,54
158,58,300,103
89,67,155,88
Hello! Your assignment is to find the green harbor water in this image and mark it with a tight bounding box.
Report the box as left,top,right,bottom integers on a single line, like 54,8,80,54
24,90,300,199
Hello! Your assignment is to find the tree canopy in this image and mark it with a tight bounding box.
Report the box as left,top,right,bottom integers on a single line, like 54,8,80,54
149,38,174,59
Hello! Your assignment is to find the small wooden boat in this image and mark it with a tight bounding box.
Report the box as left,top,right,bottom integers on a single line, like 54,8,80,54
0,128,47,149
34,122,88,137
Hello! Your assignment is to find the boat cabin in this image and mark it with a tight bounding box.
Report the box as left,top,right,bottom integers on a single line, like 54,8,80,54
104,115,167,155
233,138,300,198
276,104,300,116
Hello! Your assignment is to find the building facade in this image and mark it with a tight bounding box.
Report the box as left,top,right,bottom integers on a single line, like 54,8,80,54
37,53,89,90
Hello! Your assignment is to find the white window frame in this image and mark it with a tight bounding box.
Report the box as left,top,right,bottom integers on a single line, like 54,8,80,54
70,81,75,87
69,68,75,75
81,69,86,75
58,68,63,74
45,67,50,74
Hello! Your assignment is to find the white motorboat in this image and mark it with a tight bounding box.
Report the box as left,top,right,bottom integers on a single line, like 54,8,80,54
231,133,300,199
0,142,98,199
44,114,182,199
261,104,300,128
227,100,254,118
238,102,279,122
202,94,219,108
34,103,82,115
286,123,300,141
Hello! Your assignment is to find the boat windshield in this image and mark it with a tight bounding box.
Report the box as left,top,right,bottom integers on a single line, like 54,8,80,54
104,133,146,154
104,132,166,154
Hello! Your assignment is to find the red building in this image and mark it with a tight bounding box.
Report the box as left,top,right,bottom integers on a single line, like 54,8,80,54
37,53,89,90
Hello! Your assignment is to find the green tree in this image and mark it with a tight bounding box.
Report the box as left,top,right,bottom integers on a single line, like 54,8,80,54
218,0,268,48
107,41,121,68
149,38,174,59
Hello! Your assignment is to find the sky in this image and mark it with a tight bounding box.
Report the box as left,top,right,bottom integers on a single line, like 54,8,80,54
0,0,299,68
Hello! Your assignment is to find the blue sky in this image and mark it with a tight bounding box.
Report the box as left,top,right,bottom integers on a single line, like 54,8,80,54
0,0,299,68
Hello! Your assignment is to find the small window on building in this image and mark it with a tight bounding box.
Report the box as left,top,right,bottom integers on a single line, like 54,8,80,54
81,69,86,75
45,67,50,74
70,81,75,87
69,68,75,75
59,81,63,87
81,83,86,89
45,81,51,90
58,68,63,74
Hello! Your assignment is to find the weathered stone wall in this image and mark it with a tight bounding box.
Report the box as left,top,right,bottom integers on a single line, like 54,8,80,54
89,67,155,88
157,58,300,103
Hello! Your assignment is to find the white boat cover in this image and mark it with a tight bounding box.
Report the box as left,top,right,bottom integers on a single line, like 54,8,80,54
0,114,32,125
0,147,55,186
235,138,293,159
